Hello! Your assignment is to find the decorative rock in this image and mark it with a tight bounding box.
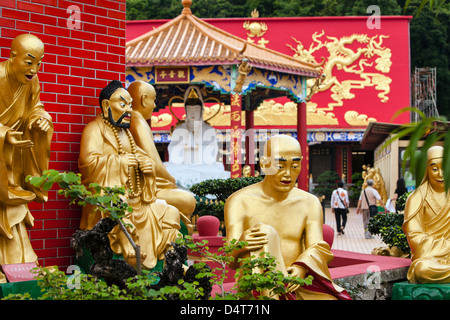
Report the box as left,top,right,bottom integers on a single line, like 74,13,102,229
392,281,450,300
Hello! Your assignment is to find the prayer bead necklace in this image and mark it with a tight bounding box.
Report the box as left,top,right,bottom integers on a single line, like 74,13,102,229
101,114,142,197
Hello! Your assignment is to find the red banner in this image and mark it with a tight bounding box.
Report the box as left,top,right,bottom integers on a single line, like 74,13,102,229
230,93,242,178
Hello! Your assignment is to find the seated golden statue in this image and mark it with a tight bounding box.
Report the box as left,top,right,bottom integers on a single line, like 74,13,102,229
0,34,53,282
127,80,196,234
225,134,350,300
78,80,182,270
403,146,450,284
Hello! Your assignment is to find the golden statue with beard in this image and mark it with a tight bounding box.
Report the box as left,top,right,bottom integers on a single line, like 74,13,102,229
403,146,450,284
0,34,53,283
79,80,182,270
224,135,351,300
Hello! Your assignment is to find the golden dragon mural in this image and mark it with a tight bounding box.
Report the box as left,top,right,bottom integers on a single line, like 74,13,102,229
289,30,393,125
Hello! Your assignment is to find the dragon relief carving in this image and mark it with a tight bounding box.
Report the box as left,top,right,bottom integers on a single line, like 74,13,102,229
288,31,392,125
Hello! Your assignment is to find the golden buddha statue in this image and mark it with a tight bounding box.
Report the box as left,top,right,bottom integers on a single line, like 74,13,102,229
224,134,351,300
0,34,53,282
127,80,196,234
242,165,251,177
403,146,450,284
78,80,182,270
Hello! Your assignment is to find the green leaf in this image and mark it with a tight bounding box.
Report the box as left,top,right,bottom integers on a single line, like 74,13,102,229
42,180,54,191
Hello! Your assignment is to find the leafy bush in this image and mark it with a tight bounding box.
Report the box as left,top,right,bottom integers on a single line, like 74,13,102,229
368,213,410,256
3,236,313,301
349,172,364,201
395,191,413,213
190,177,263,225
313,170,340,200
190,177,263,202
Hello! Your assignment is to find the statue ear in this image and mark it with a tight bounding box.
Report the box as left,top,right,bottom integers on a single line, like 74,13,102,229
10,50,17,59
141,94,148,108
101,99,110,116
260,156,271,170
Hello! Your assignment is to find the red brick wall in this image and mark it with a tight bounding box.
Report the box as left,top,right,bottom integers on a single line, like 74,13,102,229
0,0,126,269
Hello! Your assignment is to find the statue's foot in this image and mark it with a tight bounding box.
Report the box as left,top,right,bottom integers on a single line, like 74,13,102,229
125,251,147,268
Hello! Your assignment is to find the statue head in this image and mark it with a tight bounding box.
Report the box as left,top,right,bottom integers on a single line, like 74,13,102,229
9,34,44,84
127,80,156,120
99,80,133,129
184,86,204,126
423,146,444,192
260,134,303,193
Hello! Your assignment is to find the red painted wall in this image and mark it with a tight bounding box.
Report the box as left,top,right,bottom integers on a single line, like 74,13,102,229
0,0,126,269
127,16,412,130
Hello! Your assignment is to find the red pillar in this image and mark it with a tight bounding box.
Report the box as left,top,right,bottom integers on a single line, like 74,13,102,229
230,93,242,178
245,109,255,176
297,102,309,190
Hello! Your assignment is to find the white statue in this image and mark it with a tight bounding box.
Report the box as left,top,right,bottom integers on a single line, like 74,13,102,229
165,86,229,188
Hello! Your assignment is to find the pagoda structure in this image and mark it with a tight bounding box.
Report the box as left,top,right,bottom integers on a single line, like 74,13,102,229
125,0,321,189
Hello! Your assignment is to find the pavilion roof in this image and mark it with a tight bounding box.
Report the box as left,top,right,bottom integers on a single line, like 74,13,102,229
126,1,321,78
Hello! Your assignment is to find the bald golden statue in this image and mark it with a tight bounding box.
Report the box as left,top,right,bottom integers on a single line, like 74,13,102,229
127,80,196,234
0,34,53,282
225,135,350,300
403,146,450,284
79,80,182,270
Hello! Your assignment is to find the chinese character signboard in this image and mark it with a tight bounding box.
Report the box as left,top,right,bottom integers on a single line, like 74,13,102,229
155,66,190,84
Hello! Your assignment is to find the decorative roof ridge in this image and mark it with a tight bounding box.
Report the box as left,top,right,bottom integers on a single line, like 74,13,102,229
126,13,186,46
187,14,323,70
186,14,246,55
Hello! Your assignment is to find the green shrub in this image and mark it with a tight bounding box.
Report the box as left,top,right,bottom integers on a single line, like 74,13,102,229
3,237,312,301
395,191,413,213
313,170,340,200
190,177,263,224
368,213,410,255
349,172,364,201
190,176,263,202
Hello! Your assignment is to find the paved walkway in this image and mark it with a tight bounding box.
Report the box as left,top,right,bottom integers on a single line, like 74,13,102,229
324,207,386,254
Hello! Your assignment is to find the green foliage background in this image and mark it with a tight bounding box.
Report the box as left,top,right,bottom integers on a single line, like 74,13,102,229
126,0,449,117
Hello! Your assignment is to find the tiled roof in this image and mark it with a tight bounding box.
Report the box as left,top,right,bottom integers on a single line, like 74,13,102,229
126,2,321,78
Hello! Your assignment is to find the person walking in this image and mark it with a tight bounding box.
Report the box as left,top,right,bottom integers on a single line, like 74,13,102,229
356,179,386,239
393,178,407,212
331,181,349,235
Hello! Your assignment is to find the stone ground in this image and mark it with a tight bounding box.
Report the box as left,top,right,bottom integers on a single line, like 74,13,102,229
324,207,386,254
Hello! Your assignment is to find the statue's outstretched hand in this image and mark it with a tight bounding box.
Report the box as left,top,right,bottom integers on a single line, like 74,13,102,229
5,131,33,149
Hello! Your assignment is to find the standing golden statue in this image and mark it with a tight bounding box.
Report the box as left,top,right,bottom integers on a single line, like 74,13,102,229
78,80,182,270
403,146,450,283
224,134,351,300
0,34,53,283
127,80,196,234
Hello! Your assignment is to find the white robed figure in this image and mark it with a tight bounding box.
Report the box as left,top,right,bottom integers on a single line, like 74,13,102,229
165,86,229,189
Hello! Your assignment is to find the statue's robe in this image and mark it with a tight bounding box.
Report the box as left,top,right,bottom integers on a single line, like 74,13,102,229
0,60,53,268
403,182,450,283
129,110,196,223
129,110,177,191
79,116,180,269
